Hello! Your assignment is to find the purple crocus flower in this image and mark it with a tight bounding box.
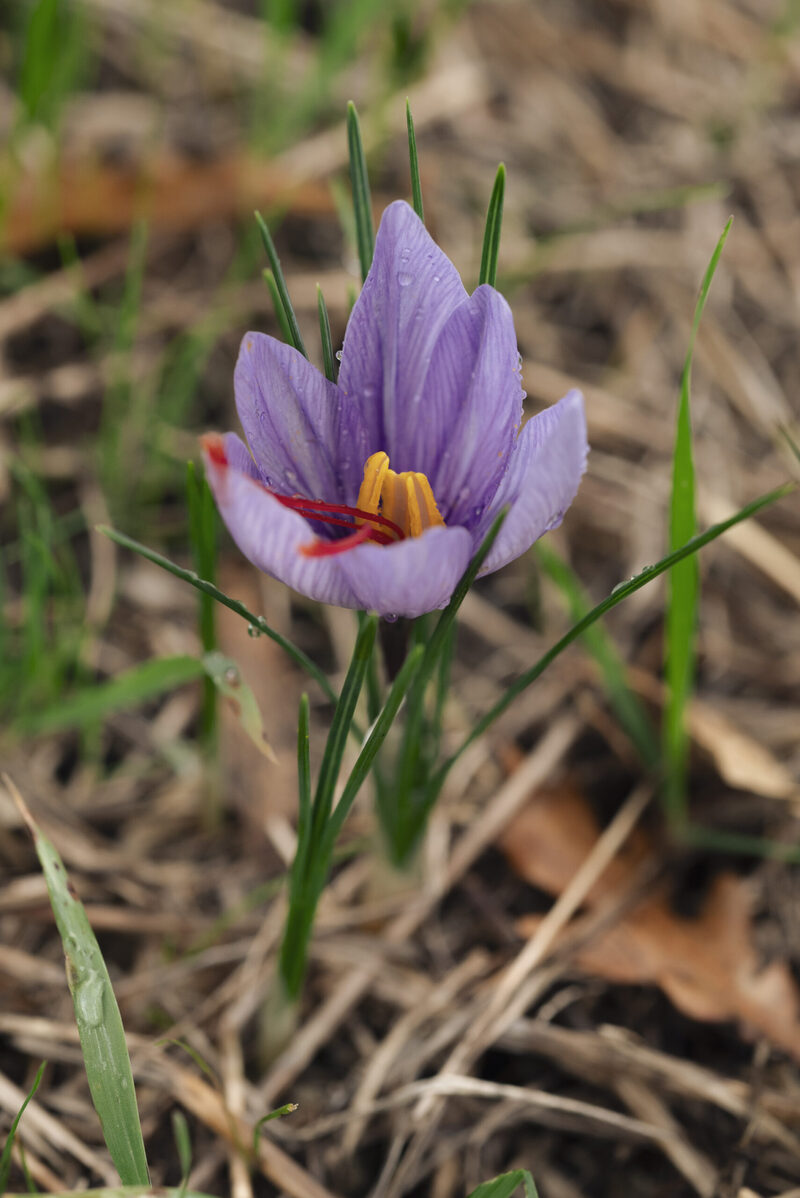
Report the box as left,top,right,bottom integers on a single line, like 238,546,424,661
202,201,587,619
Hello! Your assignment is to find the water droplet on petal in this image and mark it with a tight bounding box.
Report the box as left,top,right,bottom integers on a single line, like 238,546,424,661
397,272,413,287
384,613,399,623
335,350,343,362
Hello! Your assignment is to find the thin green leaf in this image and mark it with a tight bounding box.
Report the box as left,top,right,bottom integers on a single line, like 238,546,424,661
21,655,205,735
347,101,375,282
187,462,218,750
323,642,425,854
384,509,508,865
0,1061,46,1193
536,542,659,768
297,693,311,834
280,616,377,999
312,613,377,839
432,483,793,797
171,1111,191,1198
292,693,313,891
317,284,336,382
154,1039,218,1085
253,211,308,358
202,651,277,761
478,164,506,288
681,823,800,862
252,1103,298,1156
665,217,732,823
5,778,149,1186
97,526,337,706
779,424,800,465
263,268,295,346
467,1169,539,1198
406,99,424,222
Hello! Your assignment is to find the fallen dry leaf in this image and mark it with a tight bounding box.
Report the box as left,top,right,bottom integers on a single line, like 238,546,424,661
1,153,336,254
501,786,800,1061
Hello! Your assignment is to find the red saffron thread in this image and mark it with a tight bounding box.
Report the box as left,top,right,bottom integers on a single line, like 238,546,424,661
202,431,403,554
300,523,375,557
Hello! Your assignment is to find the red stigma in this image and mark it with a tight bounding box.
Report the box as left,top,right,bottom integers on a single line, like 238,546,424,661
300,523,376,557
201,436,403,556
201,432,228,468
271,490,404,554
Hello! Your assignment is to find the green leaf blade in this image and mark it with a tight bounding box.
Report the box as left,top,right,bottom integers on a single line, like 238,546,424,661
479,164,506,288
406,99,424,222
254,211,308,358
21,656,205,736
664,217,732,822
468,1169,539,1198
97,526,337,706
347,101,375,283
317,283,336,382
6,782,149,1186
434,482,793,797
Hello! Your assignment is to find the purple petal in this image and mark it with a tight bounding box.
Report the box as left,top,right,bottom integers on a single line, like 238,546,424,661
337,201,468,469
203,440,360,609
410,285,523,523
339,525,473,619
477,390,588,575
223,431,262,480
234,332,365,504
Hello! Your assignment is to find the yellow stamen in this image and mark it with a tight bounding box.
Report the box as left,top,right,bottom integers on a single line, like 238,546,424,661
357,451,389,514
356,451,445,541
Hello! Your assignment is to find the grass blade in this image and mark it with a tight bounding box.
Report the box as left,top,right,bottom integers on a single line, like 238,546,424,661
433,482,793,795
317,283,336,382
97,525,337,706
384,509,508,864
406,99,424,222
187,462,218,750
323,642,425,852
263,268,295,347
478,163,505,288
536,542,659,768
664,217,733,824
311,613,377,838
347,101,374,282
468,1170,539,1198
253,211,308,358
280,616,377,1000
202,652,277,761
4,777,150,1186
20,655,205,735
171,1110,191,1198
294,693,312,879
0,1061,46,1193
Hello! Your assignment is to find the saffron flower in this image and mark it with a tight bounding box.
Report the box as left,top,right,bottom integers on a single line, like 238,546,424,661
202,201,587,619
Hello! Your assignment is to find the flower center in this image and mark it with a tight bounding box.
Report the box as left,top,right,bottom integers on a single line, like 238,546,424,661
356,452,445,540
294,452,444,558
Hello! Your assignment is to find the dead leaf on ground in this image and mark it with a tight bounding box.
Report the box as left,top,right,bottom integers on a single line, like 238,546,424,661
1,154,336,254
501,786,800,1061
